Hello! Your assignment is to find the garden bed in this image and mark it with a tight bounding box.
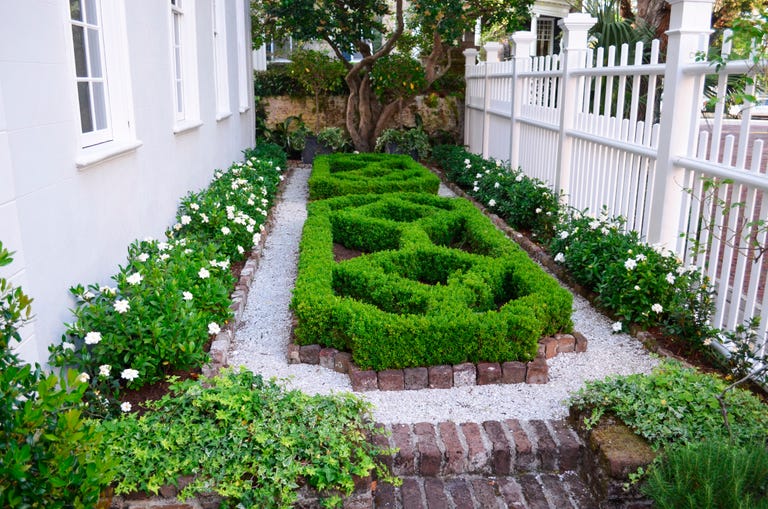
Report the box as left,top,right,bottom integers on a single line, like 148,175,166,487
291,189,574,371
307,153,440,200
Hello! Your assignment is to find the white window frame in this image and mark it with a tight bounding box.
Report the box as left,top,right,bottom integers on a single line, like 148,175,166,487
235,0,250,113
536,17,554,57
169,0,202,133
68,0,140,168
212,0,231,120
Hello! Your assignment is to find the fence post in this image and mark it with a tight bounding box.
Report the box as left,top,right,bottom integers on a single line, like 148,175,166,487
509,32,535,168
554,13,596,199
463,48,479,150
482,42,503,158
648,0,714,250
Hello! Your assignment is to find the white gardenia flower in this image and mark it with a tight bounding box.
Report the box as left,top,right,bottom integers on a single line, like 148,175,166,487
198,267,210,279
173,223,182,231
201,213,209,223
208,322,221,335
494,182,500,188
473,186,479,192
703,338,712,346
247,198,255,206
246,224,254,233
651,303,663,314
121,402,132,412
666,273,676,284
554,252,566,263
635,253,647,262
83,290,95,300
77,372,90,383
589,220,600,230
62,341,75,351
463,158,471,165
113,299,130,314
137,253,149,262
159,253,170,261
181,215,192,225
184,248,193,254
190,203,200,211
612,321,623,332
84,331,102,345
237,245,245,254
221,226,231,235
515,174,523,182
182,291,193,301
253,233,262,245
475,173,483,179
99,285,116,295
559,231,569,239
535,208,542,214
624,259,637,270
600,227,610,235
634,285,641,291
488,199,496,207
121,368,139,381
99,364,111,377
158,242,170,251
126,272,143,286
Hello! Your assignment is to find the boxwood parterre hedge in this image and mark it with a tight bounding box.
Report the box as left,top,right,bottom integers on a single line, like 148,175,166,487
291,191,573,370
308,153,440,200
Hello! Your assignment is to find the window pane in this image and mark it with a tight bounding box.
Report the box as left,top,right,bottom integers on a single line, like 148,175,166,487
92,82,107,130
176,81,184,114
70,0,83,21
87,28,102,77
85,0,98,25
175,47,181,75
77,82,93,133
173,15,181,45
71,26,87,77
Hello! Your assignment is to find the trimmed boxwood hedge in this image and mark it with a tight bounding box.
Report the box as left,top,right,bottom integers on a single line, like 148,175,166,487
308,153,440,200
291,192,573,370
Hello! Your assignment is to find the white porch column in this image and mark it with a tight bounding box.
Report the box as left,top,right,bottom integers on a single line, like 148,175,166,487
463,48,479,150
554,13,596,198
509,32,535,168
648,0,714,250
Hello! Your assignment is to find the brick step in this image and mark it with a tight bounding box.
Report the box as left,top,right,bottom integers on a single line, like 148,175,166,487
376,420,583,478
373,472,596,509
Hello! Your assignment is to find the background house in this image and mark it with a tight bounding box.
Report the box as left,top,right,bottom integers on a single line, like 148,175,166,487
0,0,255,366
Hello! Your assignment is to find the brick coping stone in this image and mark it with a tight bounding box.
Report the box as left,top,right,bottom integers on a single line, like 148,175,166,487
288,331,588,391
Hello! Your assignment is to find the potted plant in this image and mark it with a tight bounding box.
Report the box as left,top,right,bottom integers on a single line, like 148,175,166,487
375,126,430,161
302,127,351,163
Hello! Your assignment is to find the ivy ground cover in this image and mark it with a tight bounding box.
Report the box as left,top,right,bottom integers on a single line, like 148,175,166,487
291,189,573,370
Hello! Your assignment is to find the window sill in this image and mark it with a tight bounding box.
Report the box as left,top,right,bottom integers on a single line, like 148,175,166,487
173,119,203,135
76,139,143,169
239,105,250,114
216,111,232,122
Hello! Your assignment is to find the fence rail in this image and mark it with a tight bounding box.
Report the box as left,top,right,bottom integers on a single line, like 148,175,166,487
464,4,767,359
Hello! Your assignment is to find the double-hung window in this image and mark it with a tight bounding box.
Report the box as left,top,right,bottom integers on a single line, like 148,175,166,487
212,0,231,120
69,0,139,167
169,0,201,132
70,0,111,146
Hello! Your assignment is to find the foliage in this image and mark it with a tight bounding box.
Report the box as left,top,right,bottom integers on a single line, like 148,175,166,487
261,115,311,157
432,145,560,238
375,126,431,161
48,145,287,414
253,65,305,97
49,238,234,405
292,191,572,370
569,360,768,448
0,244,116,508
548,207,715,342
317,127,352,153
370,54,427,103
308,153,440,200
98,369,396,508
289,49,347,130
642,439,768,509
251,0,534,151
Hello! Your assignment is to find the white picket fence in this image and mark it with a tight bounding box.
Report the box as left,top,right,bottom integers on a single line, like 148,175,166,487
464,2,768,360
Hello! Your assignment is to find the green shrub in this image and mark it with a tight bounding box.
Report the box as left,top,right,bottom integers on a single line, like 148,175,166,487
0,243,116,508
371,53,427,103
569,360,768,448
98,369,395,509
50,238,234,402
291,192,572,370
308,153,440,200
375,126,431,161
432,145,559,238
549,208,715,342
642,439,768,509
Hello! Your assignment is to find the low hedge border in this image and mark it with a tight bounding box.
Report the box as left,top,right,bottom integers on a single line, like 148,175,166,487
286,332,589,391
308,153,440,200
291,191,574,370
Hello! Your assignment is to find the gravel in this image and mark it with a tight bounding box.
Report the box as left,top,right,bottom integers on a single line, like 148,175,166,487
229,164,659,424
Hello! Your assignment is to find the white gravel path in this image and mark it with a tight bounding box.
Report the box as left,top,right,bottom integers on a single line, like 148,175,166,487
229,165,658,424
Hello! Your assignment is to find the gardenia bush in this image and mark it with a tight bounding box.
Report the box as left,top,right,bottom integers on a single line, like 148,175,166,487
48,144,287,416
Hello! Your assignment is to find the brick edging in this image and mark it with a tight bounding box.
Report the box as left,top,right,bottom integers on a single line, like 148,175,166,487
287,331,588,392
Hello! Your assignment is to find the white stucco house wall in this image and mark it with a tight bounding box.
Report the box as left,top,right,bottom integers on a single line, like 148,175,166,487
0,0,255,366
